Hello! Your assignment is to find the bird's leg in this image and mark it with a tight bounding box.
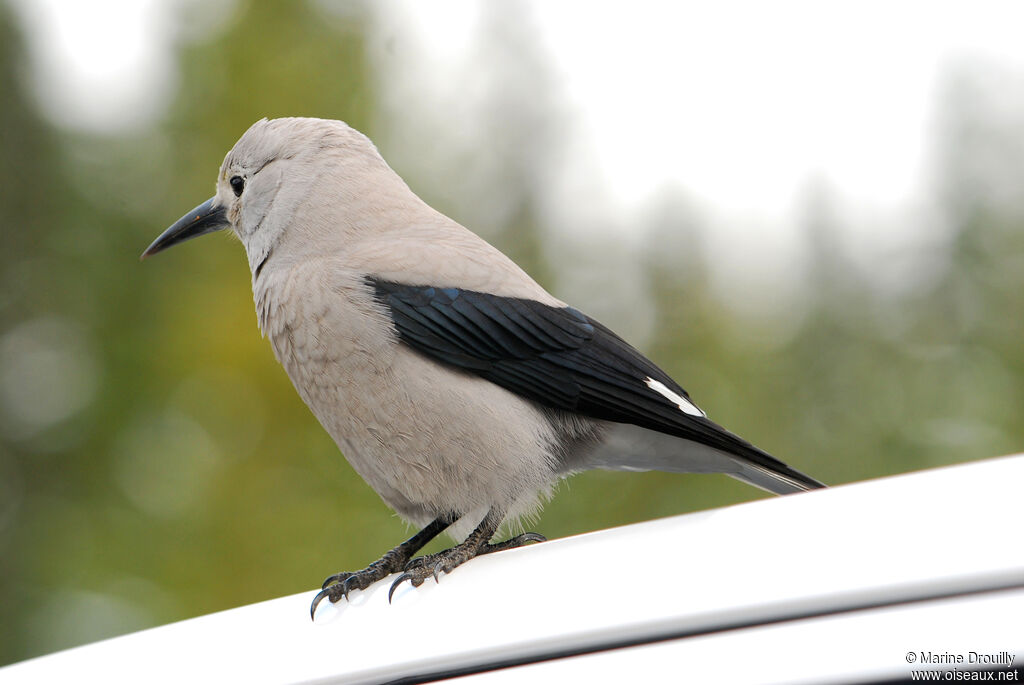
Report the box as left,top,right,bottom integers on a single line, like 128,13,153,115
388,509,544,600
311,514,455,618
389,509,501,600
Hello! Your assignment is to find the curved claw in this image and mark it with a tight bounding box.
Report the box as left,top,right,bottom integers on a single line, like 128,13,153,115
322,572,349,591
388,572,413,603
310,588,332,621
403,555,426,571
432,562,445,583
521,532,546,544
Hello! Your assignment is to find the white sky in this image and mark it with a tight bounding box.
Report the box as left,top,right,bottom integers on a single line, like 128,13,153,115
11,0,1024,306
369,0,1024,309
8,0,177,132
535,2,1024,211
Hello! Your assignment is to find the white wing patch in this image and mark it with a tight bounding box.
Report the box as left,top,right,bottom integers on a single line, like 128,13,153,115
644,377,706,417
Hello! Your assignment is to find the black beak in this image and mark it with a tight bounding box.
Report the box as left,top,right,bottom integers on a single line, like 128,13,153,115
141,197,229,260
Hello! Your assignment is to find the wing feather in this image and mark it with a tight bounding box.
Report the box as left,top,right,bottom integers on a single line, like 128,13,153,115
367,277,825,492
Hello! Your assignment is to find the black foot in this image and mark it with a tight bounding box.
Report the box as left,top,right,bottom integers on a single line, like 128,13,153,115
388,530,545,602
388,544,477,602
311,555,403,619
310,515,456,619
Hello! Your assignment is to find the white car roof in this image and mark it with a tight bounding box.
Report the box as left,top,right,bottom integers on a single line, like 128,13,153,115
4,454,1022,684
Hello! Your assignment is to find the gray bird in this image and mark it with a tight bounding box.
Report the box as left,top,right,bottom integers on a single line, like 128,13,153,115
143,117,824,617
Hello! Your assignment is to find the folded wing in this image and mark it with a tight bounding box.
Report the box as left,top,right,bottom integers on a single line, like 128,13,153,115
368,277,824,493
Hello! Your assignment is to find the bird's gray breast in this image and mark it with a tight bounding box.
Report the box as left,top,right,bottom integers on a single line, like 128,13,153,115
252,261,568,526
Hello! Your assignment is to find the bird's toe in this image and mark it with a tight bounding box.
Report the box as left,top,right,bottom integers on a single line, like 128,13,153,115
320,571,354,591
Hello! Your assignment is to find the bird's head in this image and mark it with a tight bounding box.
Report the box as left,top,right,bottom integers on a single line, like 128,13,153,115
141,117,391,274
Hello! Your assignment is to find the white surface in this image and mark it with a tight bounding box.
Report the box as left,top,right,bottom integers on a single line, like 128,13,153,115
3,454,1023,684
454,589,1024,684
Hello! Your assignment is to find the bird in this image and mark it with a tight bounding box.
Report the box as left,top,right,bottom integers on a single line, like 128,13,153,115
142,117,825,618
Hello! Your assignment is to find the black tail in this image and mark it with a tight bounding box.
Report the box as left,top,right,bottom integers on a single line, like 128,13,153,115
724,440,826,494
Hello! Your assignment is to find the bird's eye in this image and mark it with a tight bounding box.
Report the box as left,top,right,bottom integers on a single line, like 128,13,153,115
230,175,245,197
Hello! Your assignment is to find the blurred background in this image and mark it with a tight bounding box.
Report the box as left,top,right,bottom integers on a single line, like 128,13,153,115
2,0,1023,665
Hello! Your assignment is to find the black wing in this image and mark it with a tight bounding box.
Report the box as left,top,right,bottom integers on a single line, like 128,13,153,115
368,277,824,491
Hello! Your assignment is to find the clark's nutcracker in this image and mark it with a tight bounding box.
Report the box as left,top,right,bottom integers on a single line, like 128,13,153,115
143,117,824,617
